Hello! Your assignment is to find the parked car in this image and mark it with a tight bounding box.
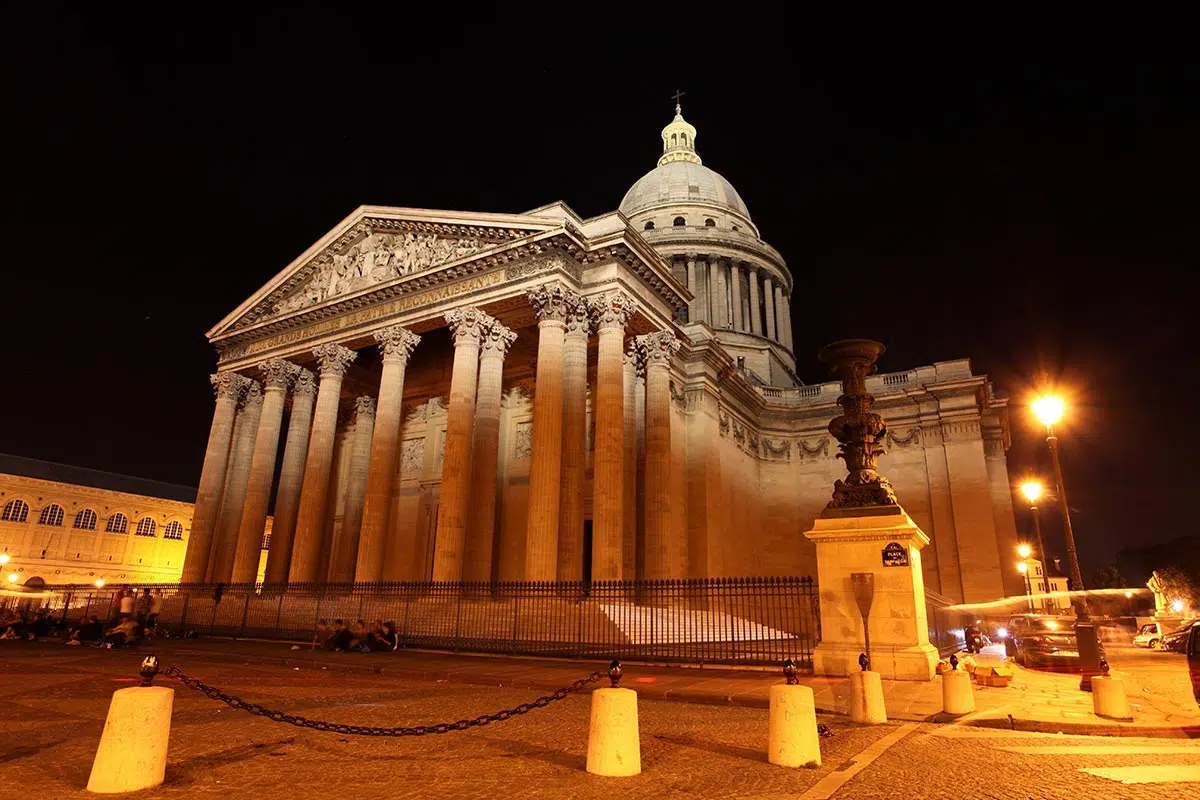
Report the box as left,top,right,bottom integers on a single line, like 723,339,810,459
1133,621,1168,650
1004,614,1101,669
1161,619,1198,653
1188,624,1200,703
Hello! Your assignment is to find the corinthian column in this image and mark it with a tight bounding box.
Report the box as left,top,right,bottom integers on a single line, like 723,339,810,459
524,283,574,581
557,295,591,581
181,372,247,583
328,396,375,582
685,254,700,323
355,326,420,583
209,381,263,583
589,289,637,580
432,308,492,582
622,347,640,579
289,343,357,583
730,262,744,331
231,360,298,584
774,285,788,349
748,268,762,335
636,330,679,580
763,275,777,342
263,369,315,585
463,320,517,584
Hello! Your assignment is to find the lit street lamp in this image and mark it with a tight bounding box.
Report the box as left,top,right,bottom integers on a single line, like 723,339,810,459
94,579,105,589
6,574,17,584
1032,395,1100,690
0,553,9,566
1019,481,1052,612
1017,561,1033,611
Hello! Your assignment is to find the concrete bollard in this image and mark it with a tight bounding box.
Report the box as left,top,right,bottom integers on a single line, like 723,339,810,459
768,684,822,768
849,670,887,725
941,670,975,716
87,685,174,793
586,661,641,777
1092,675,1133,721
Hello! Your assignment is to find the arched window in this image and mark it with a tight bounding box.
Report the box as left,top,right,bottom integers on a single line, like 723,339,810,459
644,221,655,231
731,225,739,232
704,218,716,227
135,517,157,537
673,216,686,227
2,499,29,523
74,509,98,530
681,133,688,145
671,133,677,146
38,504,65,527
105,513,128,534
163,521,184,541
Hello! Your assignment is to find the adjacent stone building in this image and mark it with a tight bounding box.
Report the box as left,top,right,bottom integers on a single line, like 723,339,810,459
167,104,1025,604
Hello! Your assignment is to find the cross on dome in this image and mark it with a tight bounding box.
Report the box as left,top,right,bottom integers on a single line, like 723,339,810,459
659,92,701,167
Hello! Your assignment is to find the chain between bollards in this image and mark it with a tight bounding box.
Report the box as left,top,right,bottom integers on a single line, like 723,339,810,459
139,654,609,737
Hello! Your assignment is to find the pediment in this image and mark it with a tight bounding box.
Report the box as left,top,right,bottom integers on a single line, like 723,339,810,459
208,206,564,341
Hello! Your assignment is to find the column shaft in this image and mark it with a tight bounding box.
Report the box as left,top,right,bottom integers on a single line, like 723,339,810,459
589,291,636,580
432,308,490,582
748,270,762,335
556,307,589,581
289,344,357,583
263,370,315,585
774,286,788,349
782,296,793,350
210,382,263,583
355,327,420,582
637,332,678,580
231,362,296,583
180,373,245,583
730,263,744,331
463,322,516,583
330,397,375,582
524,322,567,580
763,276,777,341
622,349,639,580
685,258,698,323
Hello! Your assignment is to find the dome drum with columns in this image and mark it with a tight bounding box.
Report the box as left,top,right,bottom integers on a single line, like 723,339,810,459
620,103,797,386
156,99,1024,614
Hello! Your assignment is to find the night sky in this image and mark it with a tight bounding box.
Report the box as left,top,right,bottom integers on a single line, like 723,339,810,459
2,6,1194,577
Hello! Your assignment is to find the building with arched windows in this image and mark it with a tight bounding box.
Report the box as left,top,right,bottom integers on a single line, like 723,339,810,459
174,102,1026,605
0,454,271,586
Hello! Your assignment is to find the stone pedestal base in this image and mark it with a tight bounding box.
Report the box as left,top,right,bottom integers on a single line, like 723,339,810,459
805,505,938,682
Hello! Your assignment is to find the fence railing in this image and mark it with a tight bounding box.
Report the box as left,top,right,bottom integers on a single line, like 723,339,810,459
31,577,821,669
925,588,969,656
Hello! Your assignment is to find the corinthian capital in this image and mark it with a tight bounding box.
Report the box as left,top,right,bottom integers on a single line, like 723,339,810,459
312,343,357,377
445,307,494,347
258,359,300,390
623,343,644,377
355,395,377,419
635,330,679,366
293,368,317,398
564,292,591,336
526,282,577,324
241,380,264,409
210,371,250,402
588,290,637,332
375,325,421,363
480,320,518,358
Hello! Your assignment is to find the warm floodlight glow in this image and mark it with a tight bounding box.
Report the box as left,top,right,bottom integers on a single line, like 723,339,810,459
6,573,18,584
1017,562,1028,574
1045,619,1059,630
95,579,105,588
1020,481,1043,504
1017,544,1033,559
1172,599,1184,613
0,553,9,566
1124,591,1133,599
1032,396,1065,428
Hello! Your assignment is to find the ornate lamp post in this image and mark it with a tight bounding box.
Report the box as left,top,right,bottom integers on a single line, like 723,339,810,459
1017,561,1033,611
817,339,897,510
1031,395,1099,690
1020,481,1053,610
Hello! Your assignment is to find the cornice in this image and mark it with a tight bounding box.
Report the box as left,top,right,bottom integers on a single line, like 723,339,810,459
0,474,195,514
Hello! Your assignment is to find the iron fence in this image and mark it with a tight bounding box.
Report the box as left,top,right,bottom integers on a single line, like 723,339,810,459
925,588,970,655
30,576,820,668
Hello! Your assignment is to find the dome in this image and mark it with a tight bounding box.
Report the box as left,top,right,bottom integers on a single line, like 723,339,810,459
619,160,751,220
618,102,752,221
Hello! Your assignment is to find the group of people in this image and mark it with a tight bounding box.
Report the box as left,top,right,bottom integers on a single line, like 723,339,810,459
0,588,164,649
314,619,398,653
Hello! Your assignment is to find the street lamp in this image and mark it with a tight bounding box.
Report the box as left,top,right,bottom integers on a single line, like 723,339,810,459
1020,481,1052,612
0,553,9,566
1032,394,1099,690
94,579,105,589
1172,599,1185,614
6,574,18,584
1017,561,1033,611
1017,544,1032,559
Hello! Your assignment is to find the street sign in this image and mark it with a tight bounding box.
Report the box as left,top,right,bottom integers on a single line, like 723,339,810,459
881,542,909,567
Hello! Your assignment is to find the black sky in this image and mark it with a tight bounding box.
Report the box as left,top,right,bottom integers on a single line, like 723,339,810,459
1,5,1195,576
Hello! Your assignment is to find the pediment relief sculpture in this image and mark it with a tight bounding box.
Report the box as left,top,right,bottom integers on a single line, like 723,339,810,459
271,231,489,318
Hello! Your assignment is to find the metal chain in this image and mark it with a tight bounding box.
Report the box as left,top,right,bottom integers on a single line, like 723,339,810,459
162,665,604,737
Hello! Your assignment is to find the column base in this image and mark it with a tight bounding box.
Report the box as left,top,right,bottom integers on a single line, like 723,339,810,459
813,641,938,682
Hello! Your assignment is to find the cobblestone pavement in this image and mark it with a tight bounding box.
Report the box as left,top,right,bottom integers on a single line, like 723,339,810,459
2,644,1198,799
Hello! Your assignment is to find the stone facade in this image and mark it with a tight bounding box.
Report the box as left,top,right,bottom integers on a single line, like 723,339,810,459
161,103,1025,604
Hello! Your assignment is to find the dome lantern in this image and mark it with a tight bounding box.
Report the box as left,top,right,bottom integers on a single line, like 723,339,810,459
658,98,701,167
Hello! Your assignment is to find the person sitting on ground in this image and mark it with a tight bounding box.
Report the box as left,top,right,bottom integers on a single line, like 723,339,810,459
372,621,398,652
65,615,90,645
349,619,370,651
313,618,332,650
81,615,103,644
329,619,353,652
101,615,137,649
